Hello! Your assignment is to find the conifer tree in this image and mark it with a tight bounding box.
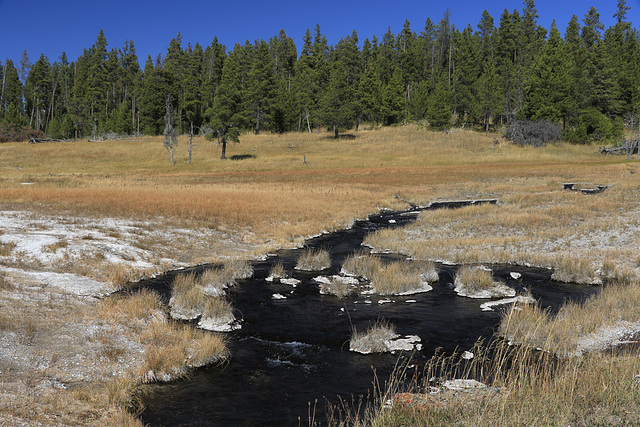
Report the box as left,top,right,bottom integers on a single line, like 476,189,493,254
140,55,171,134
381,67,405,125
524,21,571,124
24,54,51,131
1,60,23,124
183,43,204,131
476,10,502,130
452,25,480,125
320,60,356,138
358,61,382,125
293,29,315,132
564,15,584,126
202,37,226,115
495,9,521,122
427,76,452,129
207,45,244,159
377,27,397,84
247,40,275,134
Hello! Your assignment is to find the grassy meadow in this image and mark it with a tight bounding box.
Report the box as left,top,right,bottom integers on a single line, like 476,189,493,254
0,125,623,246
2,125,640,425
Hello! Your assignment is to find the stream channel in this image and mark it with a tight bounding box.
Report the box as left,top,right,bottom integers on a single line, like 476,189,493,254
137,205,598,426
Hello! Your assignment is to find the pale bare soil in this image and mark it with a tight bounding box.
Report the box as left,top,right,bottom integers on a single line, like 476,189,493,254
0,211,258,426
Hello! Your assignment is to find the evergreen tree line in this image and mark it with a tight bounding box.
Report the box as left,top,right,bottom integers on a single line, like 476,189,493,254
1,0,638,143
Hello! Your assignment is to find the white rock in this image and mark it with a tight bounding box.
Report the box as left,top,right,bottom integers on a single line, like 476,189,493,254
510,272,522,280
443,379,487,390
313,275,359,286
271,293,287,300
280,278,301,286
387,335,422,352
454,279,516,299
462,351,474,360
198,314,241,332
350,334,422,354
480,295,536,311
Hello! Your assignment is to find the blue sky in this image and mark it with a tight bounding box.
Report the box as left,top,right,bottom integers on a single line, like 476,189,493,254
1,0,640,66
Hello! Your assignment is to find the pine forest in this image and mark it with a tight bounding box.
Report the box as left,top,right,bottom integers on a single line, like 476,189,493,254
1,1,638,144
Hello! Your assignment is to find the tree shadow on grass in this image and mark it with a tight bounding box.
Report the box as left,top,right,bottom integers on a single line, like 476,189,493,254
229,154,256,161
321,133,357,141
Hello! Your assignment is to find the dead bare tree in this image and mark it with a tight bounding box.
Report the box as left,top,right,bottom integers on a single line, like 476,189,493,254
163,95,178,165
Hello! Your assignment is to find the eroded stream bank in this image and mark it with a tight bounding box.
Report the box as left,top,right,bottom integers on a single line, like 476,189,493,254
136,206,598,426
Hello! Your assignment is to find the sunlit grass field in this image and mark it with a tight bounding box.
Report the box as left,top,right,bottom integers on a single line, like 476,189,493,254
0,125,627,247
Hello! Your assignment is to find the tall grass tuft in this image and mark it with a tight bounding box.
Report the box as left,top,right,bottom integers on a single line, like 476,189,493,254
551,255,601,284
169,273,205,320
500,280,640,357
341,252,382,279
370,260,438,295
140,319,226,383
350,319,397,353
332,336,640,426
223,258,254,279
268,262,287,280
295,247,331,271
199,268,234,297
202,296,234,322
342,254,437,295
454,265,515,298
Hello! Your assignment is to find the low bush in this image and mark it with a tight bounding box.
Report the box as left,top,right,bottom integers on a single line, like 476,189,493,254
0,123,45,142
504,119,561,147
563,107,624,144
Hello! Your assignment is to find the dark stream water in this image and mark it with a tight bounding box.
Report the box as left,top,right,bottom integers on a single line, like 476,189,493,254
137,207,598,426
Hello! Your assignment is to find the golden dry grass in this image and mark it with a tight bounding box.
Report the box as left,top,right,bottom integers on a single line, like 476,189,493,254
268,262,287,279
341,341,640,427
1,126,628,248
454,266,500,293
500,280,640,357
370,260,437,295
341,252,382,279
341,254,437,295
319,279,352,297
199,268,233,296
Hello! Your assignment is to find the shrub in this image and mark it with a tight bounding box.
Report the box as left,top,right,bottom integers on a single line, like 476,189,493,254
563,108,623,144
504,119,561,147
0,123,46,142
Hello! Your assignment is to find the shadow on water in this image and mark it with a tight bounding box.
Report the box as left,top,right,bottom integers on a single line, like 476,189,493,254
137,205,598,426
